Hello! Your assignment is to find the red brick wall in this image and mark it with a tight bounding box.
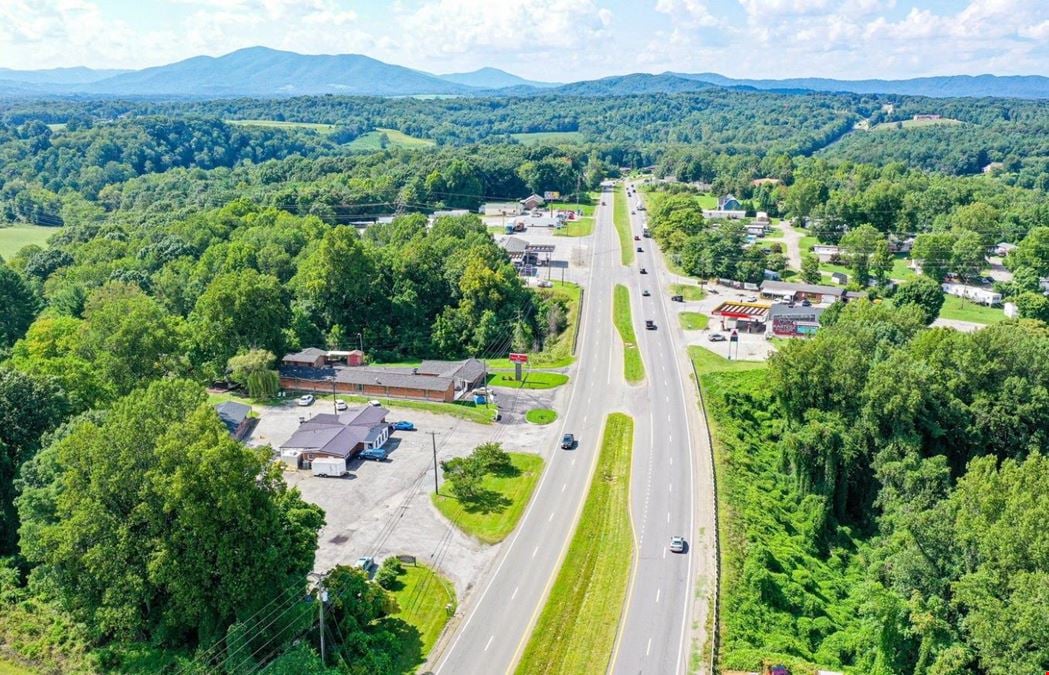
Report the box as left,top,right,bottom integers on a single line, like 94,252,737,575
279,377,454,402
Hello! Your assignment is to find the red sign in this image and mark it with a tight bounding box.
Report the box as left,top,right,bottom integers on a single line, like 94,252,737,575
509,353,529,363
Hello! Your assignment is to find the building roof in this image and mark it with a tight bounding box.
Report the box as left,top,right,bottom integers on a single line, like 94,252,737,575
280,405,389,458
418,358,486,383
711,301,770,320
760,280,863,298
335,367,454,392
214,401,251,435
499,236,529,255
282,347,328,363
520,193,545,204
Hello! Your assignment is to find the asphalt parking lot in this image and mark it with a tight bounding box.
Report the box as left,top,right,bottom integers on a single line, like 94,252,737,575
248,400,564,595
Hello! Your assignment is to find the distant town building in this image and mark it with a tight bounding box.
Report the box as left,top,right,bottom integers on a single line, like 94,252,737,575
520,194,546,210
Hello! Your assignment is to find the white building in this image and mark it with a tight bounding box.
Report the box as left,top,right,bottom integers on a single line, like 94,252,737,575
942,283,1001,306
702,209,746,220
813,244,840,262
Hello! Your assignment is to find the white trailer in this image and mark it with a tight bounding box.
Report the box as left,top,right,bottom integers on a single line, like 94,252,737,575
312,457,348,477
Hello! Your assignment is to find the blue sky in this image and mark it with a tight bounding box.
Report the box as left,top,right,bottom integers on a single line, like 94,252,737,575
2,1,1048,80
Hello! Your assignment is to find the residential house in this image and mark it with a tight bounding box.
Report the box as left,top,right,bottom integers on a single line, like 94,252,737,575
282,347,329,368
942,283,1002,306
745,223,768,237
520,194,546,210
702,208,746,220
751,178,781,187
813,244,841,262
888,235,915,254
754,211,770,223
214,401,252,439
280,405,391,470
913,114,942,121
718,194,742,210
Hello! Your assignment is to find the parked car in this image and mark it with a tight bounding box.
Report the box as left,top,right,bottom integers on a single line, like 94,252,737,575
800,299,811,307
743,295,758,302
355,556,376,573
537,279,553,288
645,320,656,330
392,420,415,431
368,399,382,406
561,433,576,449
640,268,648,274
296,394,315,406
708,333,727,342
670,294,683,302
642,289,651,297
335,399,348,411
360,447,390,462
669,536,686,553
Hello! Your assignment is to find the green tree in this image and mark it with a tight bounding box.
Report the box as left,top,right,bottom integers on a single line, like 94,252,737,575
950,230,986,281
473,441,512,474
10,315,112,411
441,456,485,500
0,262,39,349
893,276,945,325
1013,292,1049,322
801,253,822,284
17,379,325,646
839,224,889,286
375,557,404,590
1007,226,1049,277
912,232,957,282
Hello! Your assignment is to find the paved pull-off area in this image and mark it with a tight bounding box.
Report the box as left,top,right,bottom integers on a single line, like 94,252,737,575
433,185,715,674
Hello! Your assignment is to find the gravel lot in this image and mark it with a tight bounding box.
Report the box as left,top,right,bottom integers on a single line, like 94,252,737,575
247,395,568,596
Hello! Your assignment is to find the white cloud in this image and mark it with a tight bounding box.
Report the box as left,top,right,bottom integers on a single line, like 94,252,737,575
654,0,720,27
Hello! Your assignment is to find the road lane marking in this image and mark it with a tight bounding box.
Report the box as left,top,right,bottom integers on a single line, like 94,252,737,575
656,588,661,604
562,482,568,492
532,546,539,559
484,635,494,652
548,512,555,522
571,457,576,466
663,547,667,559
667,511,671,523
669,483,672,493
646,637,652,656
669,456,673,466
511,586,519,601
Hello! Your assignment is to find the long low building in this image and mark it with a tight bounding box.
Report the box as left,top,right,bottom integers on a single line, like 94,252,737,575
279,349,487,402
759,280,865,305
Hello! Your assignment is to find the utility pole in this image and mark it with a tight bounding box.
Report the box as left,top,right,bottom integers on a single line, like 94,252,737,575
429,432,439,494
308,572,327,664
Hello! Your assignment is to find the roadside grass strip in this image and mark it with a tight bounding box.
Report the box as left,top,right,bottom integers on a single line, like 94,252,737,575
389,564,457,658
431,452,544,544
488,371,570,389
515,413,635,675
613,186,635,265
679,312,710,330
613,284,645,383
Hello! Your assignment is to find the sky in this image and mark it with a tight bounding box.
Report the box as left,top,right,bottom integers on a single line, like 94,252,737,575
2,0,1048,81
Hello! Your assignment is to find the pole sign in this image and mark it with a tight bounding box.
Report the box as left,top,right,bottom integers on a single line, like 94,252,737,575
509,353,529,363
729,330,739,343
543,191,560,200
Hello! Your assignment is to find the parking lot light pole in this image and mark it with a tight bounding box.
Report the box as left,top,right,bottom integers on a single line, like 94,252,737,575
429,431,439,495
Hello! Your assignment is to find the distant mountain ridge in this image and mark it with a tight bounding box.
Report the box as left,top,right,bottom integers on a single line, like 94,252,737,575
1,46,1047,99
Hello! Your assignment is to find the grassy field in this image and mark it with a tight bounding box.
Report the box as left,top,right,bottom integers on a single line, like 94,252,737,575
697,193,718,209
526,408,558,425
511,131,584,145
679,312,710,330
689,345,767,377
937,295,1005,324
798,234,818,255
225,119,336,132
613,186,635,266
515,413,634,675
613,285,645,383
553,217,595,237
348,128,435,150
389,564,456,658
0,659,32,675
763,228,784,239
669,283,706,301
488,371,569,389
432,452,544,544
0,224,62,259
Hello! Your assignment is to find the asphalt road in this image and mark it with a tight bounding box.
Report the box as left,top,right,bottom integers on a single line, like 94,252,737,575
432,184,714,675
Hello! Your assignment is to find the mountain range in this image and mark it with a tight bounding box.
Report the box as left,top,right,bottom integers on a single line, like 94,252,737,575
2,46,1047,99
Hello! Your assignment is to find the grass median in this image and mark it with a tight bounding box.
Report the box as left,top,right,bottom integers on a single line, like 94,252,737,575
679,311,710,330
613,284,645,383
526,408,558,425
613,186,634,266
432,452,544,544
515,413,635,675
488,371,569,389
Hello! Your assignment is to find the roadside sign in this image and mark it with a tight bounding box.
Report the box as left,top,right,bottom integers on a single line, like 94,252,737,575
543,191,560,200
729,330,739,343
509,353,529,363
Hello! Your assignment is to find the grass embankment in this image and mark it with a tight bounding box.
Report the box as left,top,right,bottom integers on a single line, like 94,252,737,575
0,659,33,675
679,312,710,330
515,413,634,675
937,295,1005,324
487,280,581,369
525,408,558,425
389,564,456,657
553,218,594,237
0,224,62,258
612,285,645,383
488,371,569,389
431,452,544,544
688,346,766,377
670,283,706,301
612,186,634,265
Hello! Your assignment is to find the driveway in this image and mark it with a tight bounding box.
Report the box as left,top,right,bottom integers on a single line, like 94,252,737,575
773,219,804,270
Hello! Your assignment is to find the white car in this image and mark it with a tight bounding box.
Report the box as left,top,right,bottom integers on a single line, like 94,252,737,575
743,296,758,303
335,399,348,411
368,399,382,407
296,394,315,406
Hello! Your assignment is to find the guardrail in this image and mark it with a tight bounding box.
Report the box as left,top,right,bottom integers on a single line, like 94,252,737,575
688,356,721,675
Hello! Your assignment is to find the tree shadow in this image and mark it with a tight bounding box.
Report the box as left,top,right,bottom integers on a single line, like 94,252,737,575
460,488,512,515
490,462,521,479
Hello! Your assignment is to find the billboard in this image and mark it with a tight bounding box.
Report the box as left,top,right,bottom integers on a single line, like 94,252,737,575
543,191,560,200
509,353,529,363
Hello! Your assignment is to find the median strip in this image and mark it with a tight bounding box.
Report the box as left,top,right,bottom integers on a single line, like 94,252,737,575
613,185,634,265
613,284,645,383
515,413,635,675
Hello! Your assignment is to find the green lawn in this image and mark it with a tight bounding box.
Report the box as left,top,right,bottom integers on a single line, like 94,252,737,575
511,131,584,145
669,283,706,301
432,452,544,544
274,391,497,424
553,217,595,237
613,285,645,383
526,408,558,425
0,659,33,675
763,228,783,239
697,193,718,209
688,346,767,377
937,295,1005,324
487,371,569,389
389,564,456,658
613,186,635,266
798,234,818,255
679,312,710,330
348,128,435,150
225,119,336,132
516,413,634,675
0,224,62,259
550,194,598,216
890,254,916,281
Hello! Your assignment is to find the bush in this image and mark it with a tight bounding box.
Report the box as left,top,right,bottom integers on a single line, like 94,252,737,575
376,557,404,590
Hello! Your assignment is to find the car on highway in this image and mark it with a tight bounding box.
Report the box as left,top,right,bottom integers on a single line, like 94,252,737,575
642,289,651,297
296,394,315,406
708,333,727,342
391,420,415,431
645,320,656,330
669,536,686,553
335,399,348,411
636,246,643,252
360,447,390,462
561,433,576,449
639,267,647,274
631,210,636,215
633,235,640,241
670,294,683,302
355,556,376,573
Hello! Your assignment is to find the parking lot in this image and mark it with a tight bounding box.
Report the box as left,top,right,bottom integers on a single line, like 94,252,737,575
248,398,564,595
484,215,592,286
